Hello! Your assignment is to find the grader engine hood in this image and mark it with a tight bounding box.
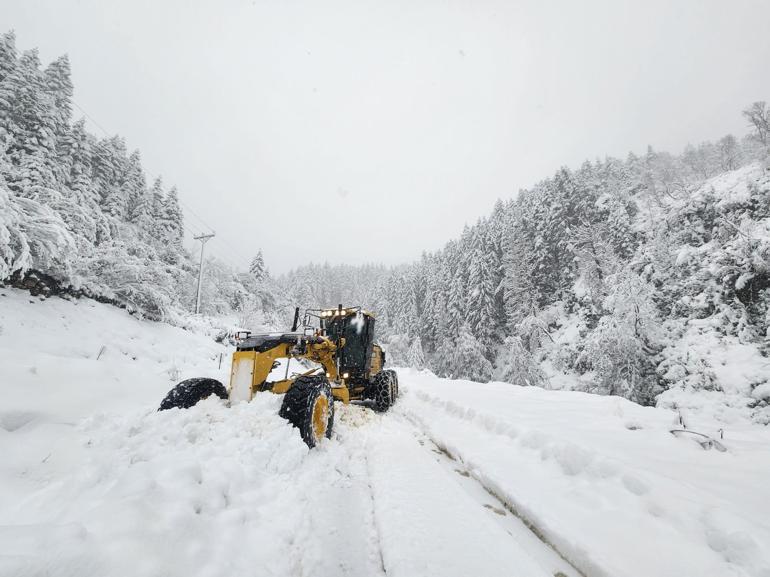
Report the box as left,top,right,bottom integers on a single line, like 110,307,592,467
229,333,338,403
236,333,319,353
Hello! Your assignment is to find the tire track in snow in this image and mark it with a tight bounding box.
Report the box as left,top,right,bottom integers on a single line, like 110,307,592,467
363,445,389,574
333,404,390,574
394,399,586,577
358,405,563,577
290,404,388,577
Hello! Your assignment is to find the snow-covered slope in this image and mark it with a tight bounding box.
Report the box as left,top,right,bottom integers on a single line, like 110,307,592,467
0,289,230,515
1,290,769,577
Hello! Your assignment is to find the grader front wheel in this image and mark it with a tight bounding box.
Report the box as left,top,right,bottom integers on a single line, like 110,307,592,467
279,375,334,448
158,378,228,411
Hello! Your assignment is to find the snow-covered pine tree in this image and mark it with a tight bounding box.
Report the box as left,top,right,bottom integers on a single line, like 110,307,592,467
125,150,149,227
529,172,575,305
0,32,17,147
407,336,426,370
4,49,60,195
289,270,315,312
42,54,73,169
418,253,448,353
162,186,184,248
445,240,467,338
501,200,538,329
406,265,424,337
377,273,400,337
243,249,279,314
249,250,267,282
487,199,509,338
148,177,165,242
59,118,109,245
466,226,497,355
390,268,419,337
95,136,130,221
0,31,16,84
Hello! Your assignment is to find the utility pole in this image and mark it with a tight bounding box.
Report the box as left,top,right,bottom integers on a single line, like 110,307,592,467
193,233,215,314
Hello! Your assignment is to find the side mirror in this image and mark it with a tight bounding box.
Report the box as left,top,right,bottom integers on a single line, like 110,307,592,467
291,307,300,332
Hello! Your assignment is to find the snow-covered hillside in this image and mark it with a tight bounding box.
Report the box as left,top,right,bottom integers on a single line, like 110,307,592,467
2,290,769,577
0,289,229,512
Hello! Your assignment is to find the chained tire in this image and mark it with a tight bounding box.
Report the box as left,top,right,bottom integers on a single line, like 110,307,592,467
372,370,395,413
385,370,399,400
158,377,228,411
279,375,334,448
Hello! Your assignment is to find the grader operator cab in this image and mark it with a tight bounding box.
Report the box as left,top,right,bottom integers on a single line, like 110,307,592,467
159,305,399,447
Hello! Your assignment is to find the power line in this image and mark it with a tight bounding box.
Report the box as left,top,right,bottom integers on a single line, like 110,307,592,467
73,98,220,237
217,236,256,268
175,196,255,267
176,197,214,233
71,98,259,271
72,99,114,138
181,222,249,273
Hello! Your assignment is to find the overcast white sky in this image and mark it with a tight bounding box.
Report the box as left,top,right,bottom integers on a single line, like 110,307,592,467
2,0,770,273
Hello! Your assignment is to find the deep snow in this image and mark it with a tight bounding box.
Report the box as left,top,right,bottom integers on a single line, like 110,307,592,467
1,289,769,577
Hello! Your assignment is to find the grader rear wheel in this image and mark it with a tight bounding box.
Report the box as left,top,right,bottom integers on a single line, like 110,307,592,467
279,375,334,448
372,370,396,412
385,370,399,400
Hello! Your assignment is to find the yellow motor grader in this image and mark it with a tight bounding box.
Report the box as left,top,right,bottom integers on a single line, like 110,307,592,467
159,305,398,447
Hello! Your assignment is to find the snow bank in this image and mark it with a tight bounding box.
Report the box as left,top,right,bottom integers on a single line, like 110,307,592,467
1,396,306,577
398,369,770,577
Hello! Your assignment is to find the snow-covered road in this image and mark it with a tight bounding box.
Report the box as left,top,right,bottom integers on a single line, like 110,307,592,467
0,392,579,577
2,290,769,577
